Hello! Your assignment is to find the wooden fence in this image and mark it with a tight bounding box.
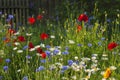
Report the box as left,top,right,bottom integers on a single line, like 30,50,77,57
0,0,31,25
0,0,62,25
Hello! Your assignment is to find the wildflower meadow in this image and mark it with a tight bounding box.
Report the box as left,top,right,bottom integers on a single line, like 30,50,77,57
0,1,120,80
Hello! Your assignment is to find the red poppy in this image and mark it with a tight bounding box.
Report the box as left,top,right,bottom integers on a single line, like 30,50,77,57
17,36,25,42
29,42,34,49
41,52,46,58
37,14,43,20
8,29,16,35
37,47,43,54
77,25,82,32
28,17,35,25
108,42,118,50
40,33,49,40
78,14,88,22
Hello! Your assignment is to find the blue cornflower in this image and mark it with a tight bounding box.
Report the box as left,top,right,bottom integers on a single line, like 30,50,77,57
36,66,45,72
22,76,28,80
88,43,92,47
101,37,105,41
46,45,51,49
40,59,46,63
45,50,51,56
62,50,69,55
68,60,73,66
65,46,69,50
0,12,2,15
8,14,14,19
107,19,111,23
23,45,28,50
75,60,79,65
5,59,11,63
3,66,8,71
77,44,82,47
53,49,59,55
98,42,102,46
26,55,31,59
61,66,69,71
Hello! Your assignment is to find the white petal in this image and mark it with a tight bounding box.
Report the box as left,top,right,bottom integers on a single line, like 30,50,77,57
26,33,32,36
74,56,78,60
13,47,18,50
14,42,20,46
69,40,75,44
110,66,117,70
14,32,20,35
49,48,55,51
101,71,105,75
102,54,108,57
29,48,35,51
17,50,23,53
40,43,45,48
102,78,106,80
50,35,55,38
34,45,41,49
36,53,41,56
17,69,21,72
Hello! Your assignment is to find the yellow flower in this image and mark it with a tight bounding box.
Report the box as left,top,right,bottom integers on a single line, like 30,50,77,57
103,68,111,79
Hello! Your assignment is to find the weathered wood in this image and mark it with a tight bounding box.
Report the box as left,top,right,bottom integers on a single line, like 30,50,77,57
0,0,57,25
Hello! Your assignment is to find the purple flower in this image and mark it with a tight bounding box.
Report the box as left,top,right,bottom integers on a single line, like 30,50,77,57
22,76,28,80
3,66,8,71
0,12,2,15
8,14,14,19
53,49,59,55
61,66,69,70
98,42,102,46
46,45,51,49
36,66,45,72
45,50,51,56
23,45,28,50
62,50,69,55
40,59,46,63
77,44,82,46
88,43,92,47
107,19,111,23
101,37,105,41
68,60,73,66
26,55,31,59
65,46,69,50
5,59,11,63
